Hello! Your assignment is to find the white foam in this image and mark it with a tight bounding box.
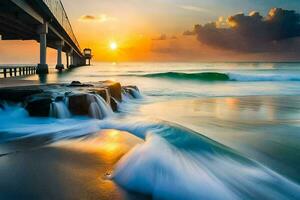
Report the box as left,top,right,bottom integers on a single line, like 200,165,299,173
101,120,300,200
229,73,300,82
50,101,71,119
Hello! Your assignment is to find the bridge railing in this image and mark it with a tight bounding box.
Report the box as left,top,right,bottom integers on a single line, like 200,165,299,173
42,0,81,52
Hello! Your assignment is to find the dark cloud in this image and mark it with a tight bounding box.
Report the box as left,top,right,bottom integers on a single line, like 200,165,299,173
189,8,300,52
79,15,97,21
183,30,195,36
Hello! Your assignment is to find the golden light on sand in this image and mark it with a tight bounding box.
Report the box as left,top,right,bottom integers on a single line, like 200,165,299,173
109,42,118,50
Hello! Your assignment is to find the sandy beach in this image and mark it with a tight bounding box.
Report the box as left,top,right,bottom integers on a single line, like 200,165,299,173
0,130,149,200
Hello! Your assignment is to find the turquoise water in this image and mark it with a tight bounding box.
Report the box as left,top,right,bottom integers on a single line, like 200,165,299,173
27,62,300,98
2,62,300,199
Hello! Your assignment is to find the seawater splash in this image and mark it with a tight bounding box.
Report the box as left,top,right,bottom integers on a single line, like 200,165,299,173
50,101,71,119
129,88,142,99
228,73,300,82
1,103,300,199
0,104,102,143
88,94,113,119
122,87,143,100
99,119,300,200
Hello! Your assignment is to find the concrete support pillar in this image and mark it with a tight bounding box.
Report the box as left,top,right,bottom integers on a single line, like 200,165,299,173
36,22,49,74
55,41,64,71
66,52,69,68
69,49,74,67
73,55,77,66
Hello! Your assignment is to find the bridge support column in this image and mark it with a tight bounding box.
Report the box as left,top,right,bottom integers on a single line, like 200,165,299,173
66,52,69,68
55,41,64,71
36,22,49,74
69,49,75,68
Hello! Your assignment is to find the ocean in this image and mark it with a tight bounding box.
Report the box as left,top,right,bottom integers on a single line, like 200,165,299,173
1,62,300,199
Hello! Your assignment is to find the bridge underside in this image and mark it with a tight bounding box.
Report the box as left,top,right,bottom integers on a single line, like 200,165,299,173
0,0,87,73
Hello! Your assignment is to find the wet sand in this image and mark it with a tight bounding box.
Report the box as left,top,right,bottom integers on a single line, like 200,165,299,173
0,130,148,200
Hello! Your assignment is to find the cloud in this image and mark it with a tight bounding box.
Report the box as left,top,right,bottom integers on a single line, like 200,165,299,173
187,8,300,52
152,34,167,41
183,30,195,36
78,14,117,23
152,34,178,41
178,5,211,13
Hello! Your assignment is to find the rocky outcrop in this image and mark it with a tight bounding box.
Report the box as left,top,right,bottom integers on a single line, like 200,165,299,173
89,88,110,103
0,81,140,117
25,93,54,117
68,81,93,87
104,81,122,102
68,94,91,116
0,87,43,102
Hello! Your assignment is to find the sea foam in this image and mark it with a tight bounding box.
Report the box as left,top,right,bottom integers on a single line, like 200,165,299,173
100,119,300,200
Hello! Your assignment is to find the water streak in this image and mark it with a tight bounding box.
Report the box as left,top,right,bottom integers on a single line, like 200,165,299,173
50,101,71,119
88,94,113,119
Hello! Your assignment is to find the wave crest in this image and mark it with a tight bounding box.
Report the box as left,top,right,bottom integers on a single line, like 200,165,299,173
141,71,300,82
143,72,230,81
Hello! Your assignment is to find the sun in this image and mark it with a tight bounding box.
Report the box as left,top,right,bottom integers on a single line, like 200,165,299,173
109,42,118,50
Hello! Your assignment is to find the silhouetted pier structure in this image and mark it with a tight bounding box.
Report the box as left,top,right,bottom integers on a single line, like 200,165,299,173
0,65,36,78
0,0,91,75
83,48,92,66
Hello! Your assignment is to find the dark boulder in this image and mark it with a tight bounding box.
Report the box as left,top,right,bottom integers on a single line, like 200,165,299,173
25,93,53,117
89,88,109,103
68,81,94,87
0,87,43,102
68,94,91,116
55,96,65,102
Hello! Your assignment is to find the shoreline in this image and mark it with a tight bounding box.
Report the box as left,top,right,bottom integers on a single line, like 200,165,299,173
0,130,149,200
0,77,39,88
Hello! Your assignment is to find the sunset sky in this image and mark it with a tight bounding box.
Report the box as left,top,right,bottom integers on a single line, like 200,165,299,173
0,0,300,63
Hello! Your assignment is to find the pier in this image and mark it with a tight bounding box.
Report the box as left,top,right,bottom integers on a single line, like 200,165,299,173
0,0,91,75
0,65,36,78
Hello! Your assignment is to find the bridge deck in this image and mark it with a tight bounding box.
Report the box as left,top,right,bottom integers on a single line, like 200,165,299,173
0,0,82,56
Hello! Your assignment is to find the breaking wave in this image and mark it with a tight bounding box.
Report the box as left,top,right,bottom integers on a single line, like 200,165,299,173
99,119,300,200
1,103,300,199
142,72,230,81
139,71,300,82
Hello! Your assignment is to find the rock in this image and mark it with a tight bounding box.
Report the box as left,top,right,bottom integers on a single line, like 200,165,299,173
104,81,122,102
0,87,43,102
25,93,53,117
68,94,91,115
55,96,65,102
89,88,109,103
110,97,118,112
123,85,139,98
68,81,94,87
